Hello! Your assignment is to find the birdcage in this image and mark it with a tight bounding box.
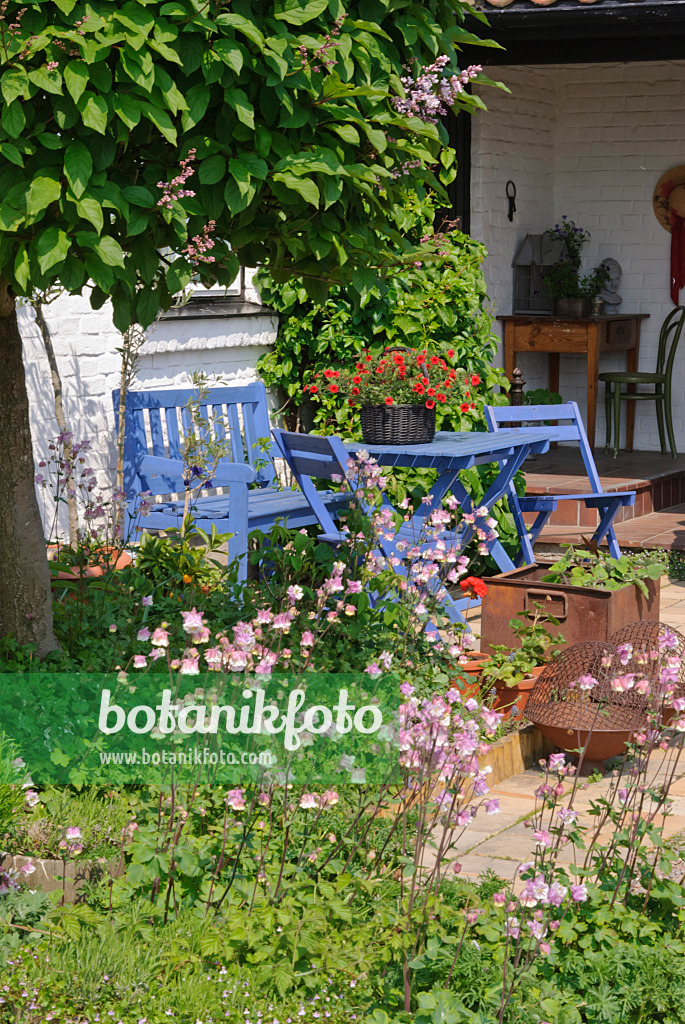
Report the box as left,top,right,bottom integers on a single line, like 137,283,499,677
609,620,685,708
512,234,569,315
523,641,650,767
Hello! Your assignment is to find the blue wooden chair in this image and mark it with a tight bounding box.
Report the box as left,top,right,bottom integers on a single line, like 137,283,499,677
113,383,349,579
272,428,473,626
484,401,635,563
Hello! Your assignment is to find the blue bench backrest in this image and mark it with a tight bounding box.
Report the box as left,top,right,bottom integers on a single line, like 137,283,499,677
112,383,276,499
484,400,603,494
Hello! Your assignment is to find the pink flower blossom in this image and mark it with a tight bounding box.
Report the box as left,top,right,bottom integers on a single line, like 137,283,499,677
151,627,169,648
133,655,147,669
226,788,246,811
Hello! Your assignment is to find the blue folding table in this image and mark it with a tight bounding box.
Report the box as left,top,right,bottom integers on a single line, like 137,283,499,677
274,428,554,626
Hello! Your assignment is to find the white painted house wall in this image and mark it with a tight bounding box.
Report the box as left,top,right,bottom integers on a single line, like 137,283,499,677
21,269,276,537
472,60,685,450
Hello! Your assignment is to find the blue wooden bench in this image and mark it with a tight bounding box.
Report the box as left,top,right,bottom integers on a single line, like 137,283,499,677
484,401,635,562
113,383,349,578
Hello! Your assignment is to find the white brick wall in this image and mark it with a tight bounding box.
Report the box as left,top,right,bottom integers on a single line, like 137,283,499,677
22,271,276,538
472,60,685,450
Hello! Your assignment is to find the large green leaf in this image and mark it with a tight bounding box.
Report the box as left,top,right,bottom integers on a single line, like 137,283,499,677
121,185,155,207
225,88,255,129
93,235,126,268
27,176,62,217
64,141,93,199
274,0,329,25
272,172,319,207
78,94,109,134
36,227,71,273
199,155,227,185
64,61,89,104
214,40,244,75
1,68,29,105
75,196,104,233
1,101,25,138
28,67,63,96
113,93,142,129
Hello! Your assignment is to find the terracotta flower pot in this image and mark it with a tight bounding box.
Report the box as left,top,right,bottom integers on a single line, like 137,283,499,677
491,667,544,719
49,545,132,582
451,652,490,701
532,722,633,775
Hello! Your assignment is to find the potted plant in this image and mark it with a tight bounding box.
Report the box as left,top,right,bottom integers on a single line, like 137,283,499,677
482,604,566,717
303,346,478,445
543,217,608,318
481,547,664,652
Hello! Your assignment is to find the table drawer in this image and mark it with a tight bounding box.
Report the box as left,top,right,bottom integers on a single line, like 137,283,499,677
601,319,636,350
513,322,588,353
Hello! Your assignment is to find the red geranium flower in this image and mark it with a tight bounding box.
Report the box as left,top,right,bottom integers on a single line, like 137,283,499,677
352,387,360,395
470,374,480,386
385,396,393,406
460,402,469,413
309,385,318,394
447,348,455,359
365,353,372,362
437,393,447,402
459,576,487,599
329,384,339,394
353,375,362,384
427,387,436,397
324,369,334,379
430,355,439,365
425,399,436,410
417,355,426,365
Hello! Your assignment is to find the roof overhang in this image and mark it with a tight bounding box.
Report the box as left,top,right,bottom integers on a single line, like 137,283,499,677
463,0,685,64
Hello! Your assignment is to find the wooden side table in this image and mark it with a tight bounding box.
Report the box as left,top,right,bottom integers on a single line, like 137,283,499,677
497,313,650,449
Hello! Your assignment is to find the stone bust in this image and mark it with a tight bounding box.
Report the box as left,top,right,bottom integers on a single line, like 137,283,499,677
597,258,623,313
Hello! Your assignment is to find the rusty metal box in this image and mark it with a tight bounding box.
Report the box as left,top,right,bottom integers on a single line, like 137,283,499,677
480,563,661,655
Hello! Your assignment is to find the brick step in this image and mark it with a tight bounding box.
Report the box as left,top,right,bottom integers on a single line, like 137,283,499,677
535,503,685,551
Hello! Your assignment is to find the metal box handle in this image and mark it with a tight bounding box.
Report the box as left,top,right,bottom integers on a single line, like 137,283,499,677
524,590,568,621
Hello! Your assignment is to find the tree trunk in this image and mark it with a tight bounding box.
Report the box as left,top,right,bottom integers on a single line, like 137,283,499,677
0,279,58,657
33,299,79,548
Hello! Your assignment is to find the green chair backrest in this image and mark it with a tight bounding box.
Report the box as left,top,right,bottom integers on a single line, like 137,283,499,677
657,305,685,378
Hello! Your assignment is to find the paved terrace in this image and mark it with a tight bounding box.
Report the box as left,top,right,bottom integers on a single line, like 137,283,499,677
455,577,685,880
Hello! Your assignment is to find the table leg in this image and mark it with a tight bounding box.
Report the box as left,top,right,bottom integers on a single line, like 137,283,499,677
626,334,639,452
587,322,599,450
503,321,515,383
549,352,560,397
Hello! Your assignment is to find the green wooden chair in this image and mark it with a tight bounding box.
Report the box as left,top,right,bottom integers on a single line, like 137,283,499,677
600,305,685,459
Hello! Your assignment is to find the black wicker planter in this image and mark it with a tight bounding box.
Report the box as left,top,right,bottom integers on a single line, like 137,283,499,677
360,404,436,445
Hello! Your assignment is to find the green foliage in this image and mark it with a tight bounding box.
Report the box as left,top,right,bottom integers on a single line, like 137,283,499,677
0,732,28,838
541,545,667,597
482,603,566,685
134,517,234,593
5,785,134,859
256,191,508,432
523,387,562,406
0,0,497,326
